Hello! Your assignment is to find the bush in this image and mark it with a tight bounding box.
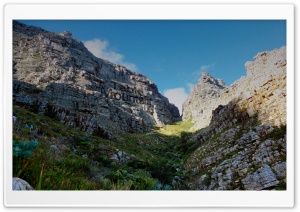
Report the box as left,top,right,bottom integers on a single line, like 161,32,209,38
13,140,39,158
13,140,39,178
107,168,157,190
155,183,171,190
146,159,176,185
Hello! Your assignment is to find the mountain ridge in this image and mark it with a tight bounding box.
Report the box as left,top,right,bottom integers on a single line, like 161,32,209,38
12,21,287,191
181,46,287,190
13,21,180,135
182,46,286,130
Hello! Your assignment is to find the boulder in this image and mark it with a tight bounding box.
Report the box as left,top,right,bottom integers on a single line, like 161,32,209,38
13,177,34,190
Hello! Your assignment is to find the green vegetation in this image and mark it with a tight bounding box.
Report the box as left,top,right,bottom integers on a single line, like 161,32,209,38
157,119,194,136
275,180,287,190
262,125,286,140
13,140,39,178
13,104,187,190
12,104,287,191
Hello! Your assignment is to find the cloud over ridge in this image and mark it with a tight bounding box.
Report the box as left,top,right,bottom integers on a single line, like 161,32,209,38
83,39,137,72
164,88,188,115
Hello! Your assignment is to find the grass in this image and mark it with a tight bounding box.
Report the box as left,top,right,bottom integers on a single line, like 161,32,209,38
261,125,286,141
12,104,287,191
157,119,194,137
12,104,186,190
275,180,286,190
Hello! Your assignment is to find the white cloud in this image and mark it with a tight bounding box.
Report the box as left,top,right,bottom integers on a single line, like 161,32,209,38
83,39,137,72
187,83,195,93
164,88,188,115
200,64,214,72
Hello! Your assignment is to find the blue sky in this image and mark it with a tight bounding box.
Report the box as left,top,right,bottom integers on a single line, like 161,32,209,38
18,20,286,113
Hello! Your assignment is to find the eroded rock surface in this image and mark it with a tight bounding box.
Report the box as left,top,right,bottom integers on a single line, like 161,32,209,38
182,47,286,190
13,21,180,135
183,47,286,130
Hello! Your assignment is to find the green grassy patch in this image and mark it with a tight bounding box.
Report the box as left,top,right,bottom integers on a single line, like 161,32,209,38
12,104,187,190
262,125,286,141
157,119,194,137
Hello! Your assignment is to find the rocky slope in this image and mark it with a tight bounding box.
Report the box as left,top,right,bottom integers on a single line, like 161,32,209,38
13,21,180,135
183,101,286,190
181,47,287,190
182,47,286,130
182,72,226,129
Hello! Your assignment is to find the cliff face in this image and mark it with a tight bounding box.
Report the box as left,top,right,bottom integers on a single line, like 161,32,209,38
182,72,226,129
13,21,180,134
182,47,287,190
182,47,286,130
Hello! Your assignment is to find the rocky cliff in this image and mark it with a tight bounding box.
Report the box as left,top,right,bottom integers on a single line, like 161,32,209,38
181,47,287,190
183,101,286,190
182,47,286,130
182,72,226,129
13,21,180,135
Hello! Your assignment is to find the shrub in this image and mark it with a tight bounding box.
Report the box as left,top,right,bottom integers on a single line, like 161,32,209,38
107,168,157,190
13,140,39,178
13,140,39,158
155,183,171,190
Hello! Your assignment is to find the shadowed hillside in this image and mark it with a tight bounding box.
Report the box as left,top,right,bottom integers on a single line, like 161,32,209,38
12,21,286,191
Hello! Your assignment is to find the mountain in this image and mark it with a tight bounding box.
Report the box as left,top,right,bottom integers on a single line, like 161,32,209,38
183,47,286,130
12,21,287,191
181,47,287,190
13,21,180,136
182,72,226,129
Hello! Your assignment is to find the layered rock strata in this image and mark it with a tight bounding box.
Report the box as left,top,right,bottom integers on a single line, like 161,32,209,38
182,47,287,190
13,21,180,134
184,101,286,190
182,47,286,130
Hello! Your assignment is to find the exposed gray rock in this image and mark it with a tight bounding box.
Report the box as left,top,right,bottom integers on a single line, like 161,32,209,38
110,149,129,163
237,131,260,146
13,21,180,135
184,100,286,190
272,162,286,180
13,177,34,190
182,47,286,190
242,164,279,190
183,47,286,130
182,72,225,129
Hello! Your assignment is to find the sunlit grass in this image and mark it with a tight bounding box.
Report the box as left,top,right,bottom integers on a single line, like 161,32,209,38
156,120,194,136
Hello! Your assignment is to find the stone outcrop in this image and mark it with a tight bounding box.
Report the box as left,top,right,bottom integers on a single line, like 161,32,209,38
13,21,180,135
182,47,286,190
182,47,286,130
182,72,225,129
13,177,34,190
184,101,286,190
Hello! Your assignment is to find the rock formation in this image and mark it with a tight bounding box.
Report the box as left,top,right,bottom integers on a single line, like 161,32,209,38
13,21,180,135
13,177,34,190
184,101,286,190
183,46,286,130
182,72,225,129
182,47,287,190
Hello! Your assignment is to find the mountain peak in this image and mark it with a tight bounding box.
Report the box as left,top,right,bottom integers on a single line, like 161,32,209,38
198,72,226,89
183,46,286,130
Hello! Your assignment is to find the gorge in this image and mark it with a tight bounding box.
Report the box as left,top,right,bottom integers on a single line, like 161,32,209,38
12,21,287,191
